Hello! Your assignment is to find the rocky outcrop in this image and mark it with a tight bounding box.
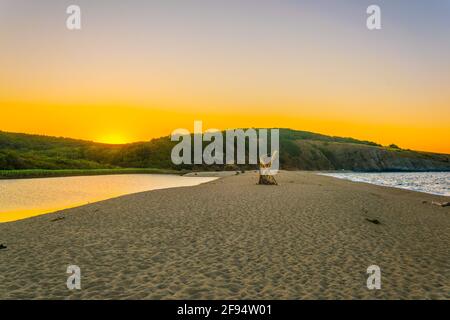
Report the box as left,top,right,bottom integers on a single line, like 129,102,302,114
280,139,450,172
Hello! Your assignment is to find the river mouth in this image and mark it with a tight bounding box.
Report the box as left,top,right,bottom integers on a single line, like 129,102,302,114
0,174,217,223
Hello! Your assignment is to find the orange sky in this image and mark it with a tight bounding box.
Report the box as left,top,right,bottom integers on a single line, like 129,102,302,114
1,1,449,153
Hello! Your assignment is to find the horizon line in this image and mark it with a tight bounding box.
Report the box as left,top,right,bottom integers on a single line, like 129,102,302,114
1,128,449,156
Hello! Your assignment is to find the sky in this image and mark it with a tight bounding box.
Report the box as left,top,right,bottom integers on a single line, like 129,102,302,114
0,0,449,153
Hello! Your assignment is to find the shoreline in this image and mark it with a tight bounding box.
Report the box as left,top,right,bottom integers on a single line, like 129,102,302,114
0,168,185,180
317,172,450,197
1,170,447,224
1,171,449,299
1,168,449,180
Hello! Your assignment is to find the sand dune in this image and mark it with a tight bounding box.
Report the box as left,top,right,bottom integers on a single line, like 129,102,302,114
0,171,449,299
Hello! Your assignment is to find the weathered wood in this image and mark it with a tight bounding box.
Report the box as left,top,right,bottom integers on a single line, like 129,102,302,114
258,151,278,185
258,174,277,185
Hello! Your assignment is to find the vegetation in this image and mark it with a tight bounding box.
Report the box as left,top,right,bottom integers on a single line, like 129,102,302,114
0,168,182,179
0,129,449,177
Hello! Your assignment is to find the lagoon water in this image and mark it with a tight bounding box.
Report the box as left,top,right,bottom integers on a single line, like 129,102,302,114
0,174,217,223
319,172,450,196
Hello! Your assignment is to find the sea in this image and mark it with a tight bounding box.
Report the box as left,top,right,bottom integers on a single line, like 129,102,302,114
319,172,450,196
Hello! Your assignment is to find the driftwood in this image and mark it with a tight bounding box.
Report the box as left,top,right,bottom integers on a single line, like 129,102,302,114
258,151,278,185
51,216,66,222
365,218,381,225
431,201,450,207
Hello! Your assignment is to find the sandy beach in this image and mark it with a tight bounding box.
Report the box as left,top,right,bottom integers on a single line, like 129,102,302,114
0,171,449,299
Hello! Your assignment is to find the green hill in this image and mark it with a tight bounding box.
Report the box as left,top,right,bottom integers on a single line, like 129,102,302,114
0,129,449,172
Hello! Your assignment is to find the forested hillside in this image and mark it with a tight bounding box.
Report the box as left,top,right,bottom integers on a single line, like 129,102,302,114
1,130,449,172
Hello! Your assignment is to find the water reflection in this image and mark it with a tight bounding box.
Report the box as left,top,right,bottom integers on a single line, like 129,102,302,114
0,174,216,222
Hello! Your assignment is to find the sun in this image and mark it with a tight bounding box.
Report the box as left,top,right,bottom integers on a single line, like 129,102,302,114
97,134,129,145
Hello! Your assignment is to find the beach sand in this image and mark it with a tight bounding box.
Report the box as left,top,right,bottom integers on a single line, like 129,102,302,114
0,171,449,299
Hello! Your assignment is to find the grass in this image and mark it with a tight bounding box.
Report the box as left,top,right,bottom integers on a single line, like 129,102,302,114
0,168,185,179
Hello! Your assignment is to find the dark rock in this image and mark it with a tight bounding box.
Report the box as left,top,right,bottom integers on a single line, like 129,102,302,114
51,216,65,222
0,244,7,250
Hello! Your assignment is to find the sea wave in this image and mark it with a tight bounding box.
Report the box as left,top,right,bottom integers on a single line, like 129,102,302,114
319,172,450,196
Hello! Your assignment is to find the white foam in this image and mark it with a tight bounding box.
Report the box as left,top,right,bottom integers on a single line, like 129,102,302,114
319,172,450,196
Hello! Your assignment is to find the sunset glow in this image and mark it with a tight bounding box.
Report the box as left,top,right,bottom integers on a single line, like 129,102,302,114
1,0,449,153
97,134,130,145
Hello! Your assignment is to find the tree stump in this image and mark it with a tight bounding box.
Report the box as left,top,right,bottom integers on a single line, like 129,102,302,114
258,174,277,185
258,151,278,185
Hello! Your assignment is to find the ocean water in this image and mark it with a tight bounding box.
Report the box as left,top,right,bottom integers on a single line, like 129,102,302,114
0,174,217,223
319,172,450,196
